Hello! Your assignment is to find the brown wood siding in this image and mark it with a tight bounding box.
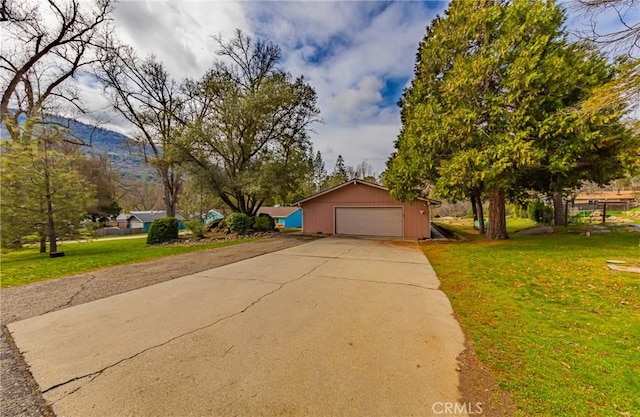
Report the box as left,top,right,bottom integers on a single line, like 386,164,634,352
300,182,431,238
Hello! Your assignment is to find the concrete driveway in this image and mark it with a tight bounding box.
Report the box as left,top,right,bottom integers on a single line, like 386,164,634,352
8,237,467,416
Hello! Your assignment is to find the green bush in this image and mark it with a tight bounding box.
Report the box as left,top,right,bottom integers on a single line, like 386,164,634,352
185,219,206,238
254,215,274,231
225,213,251,234
147,217,179,244
527,200,553,225
569,212,588,225
511,204,528,219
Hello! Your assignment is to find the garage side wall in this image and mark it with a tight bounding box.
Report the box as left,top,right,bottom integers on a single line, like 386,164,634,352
300,183,431,238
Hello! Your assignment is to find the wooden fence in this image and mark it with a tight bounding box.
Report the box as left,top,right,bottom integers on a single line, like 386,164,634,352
95,227,146,236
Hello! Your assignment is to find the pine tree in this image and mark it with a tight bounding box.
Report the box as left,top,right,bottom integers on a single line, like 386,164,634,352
1,130,96,252
312,150,327,192
333,155,348,183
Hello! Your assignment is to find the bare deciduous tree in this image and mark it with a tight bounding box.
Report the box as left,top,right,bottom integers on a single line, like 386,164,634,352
1,0,115,139
98,46,186,217
572,0,639,113
575,0,639,56
117,176,164,213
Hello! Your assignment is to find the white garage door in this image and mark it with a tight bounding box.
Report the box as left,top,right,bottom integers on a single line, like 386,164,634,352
335,207,403,237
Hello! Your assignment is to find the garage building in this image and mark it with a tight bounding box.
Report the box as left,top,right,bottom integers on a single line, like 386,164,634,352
295,179,440,239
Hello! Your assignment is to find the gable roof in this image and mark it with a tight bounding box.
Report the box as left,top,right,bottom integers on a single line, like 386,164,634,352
128,211,184,223
257,206,300,218
294,179,441,205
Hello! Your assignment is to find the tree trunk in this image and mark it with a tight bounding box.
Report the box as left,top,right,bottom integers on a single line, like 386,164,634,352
45,178,57,253
476,193,486,235
43,141,57,253
164,187,176,217
552,192,565,227
39,234,46,254
470,194,478,229
159,168,182,218
487,188,508,240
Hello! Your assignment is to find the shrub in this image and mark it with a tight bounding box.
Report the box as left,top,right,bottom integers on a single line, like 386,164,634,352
225,212,251,234
185,219,206,238
510,204,528,219
527,200,553,225
568,212,587,225
254,215,274,231
147,217,179,244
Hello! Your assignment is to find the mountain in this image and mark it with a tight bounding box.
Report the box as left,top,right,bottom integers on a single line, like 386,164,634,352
57,117,155,179
1,114,155,179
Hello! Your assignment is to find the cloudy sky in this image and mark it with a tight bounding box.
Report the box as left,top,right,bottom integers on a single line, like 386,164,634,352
81,0,634,175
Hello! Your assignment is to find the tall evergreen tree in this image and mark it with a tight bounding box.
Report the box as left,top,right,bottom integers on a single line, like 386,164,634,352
312,150,327,192
385,0,638,239
1,127,96,252
333,155,348,183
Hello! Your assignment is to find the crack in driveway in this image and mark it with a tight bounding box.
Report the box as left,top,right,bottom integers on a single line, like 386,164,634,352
312,274,438,290
285,245,428,265
43,260,330,403
192,275,281,285
43,274,97,315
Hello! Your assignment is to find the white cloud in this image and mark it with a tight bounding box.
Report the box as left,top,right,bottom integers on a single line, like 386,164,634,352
95,1,446,173
39,0,633,176
328,75,383,123
113,0,249,78
240,1,445,172
315,122,401,176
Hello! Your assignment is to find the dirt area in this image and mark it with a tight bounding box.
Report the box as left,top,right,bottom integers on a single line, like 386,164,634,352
457,344,516,416
1,233,513,417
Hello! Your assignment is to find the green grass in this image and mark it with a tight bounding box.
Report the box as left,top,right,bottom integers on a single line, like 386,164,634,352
505,218,539,233
424,228,640,416
0,237,254,288
435,217,539,240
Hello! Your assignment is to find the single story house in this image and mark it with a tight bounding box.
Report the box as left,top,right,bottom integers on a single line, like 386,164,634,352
573,190,638,212
294,179,440,239
257,206,303,228
126,211,185,232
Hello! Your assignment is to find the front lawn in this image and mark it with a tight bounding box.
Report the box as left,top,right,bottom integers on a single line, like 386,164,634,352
425,229,640,416
0,237,253,288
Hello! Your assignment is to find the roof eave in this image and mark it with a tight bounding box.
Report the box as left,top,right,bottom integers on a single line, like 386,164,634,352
293,179,441,206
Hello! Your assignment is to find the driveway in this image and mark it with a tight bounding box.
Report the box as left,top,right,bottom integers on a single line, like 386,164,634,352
8,237,467,416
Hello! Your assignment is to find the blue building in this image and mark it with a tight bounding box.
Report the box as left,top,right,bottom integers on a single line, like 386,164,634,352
257,206,303,229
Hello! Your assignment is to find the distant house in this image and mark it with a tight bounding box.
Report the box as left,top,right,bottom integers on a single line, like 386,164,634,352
257,206,303,229
106,213,129,228
126,211,185,232
573,190,638,211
